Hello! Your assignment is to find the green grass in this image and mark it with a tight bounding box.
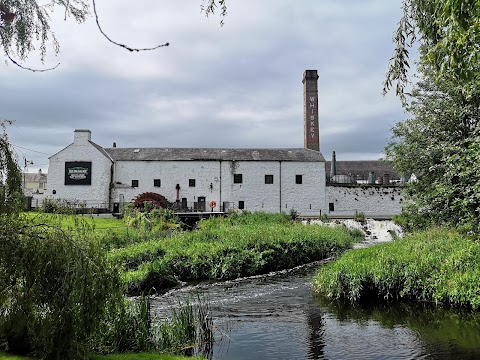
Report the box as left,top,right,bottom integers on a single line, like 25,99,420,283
90,353,204,360
0,351,31,360
111,214,363,294
0,351,202,360
21,212,364,294
313,228,480,309
22,212,152,250
23,212,125,229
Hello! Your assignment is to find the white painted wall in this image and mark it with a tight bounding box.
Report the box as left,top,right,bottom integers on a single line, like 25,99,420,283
220,161,281,213
281,161,325,216
326,186,404,218
111,160,221,209
47,133,112,208
111,159,326,215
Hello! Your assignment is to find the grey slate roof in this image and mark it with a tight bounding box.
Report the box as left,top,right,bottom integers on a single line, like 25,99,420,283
104,148,325,162
89,141,114,162
326,160,400,180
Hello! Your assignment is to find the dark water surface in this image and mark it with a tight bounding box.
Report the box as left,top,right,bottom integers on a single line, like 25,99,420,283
151,262,480,360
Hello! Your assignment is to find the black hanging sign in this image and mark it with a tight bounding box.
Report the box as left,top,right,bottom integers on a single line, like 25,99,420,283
65,162,92,185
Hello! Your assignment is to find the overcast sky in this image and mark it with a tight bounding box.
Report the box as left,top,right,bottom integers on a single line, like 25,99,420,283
1,0,409,173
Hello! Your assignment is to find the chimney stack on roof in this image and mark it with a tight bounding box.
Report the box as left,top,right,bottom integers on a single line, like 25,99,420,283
73,129,92,143
330,151,337,177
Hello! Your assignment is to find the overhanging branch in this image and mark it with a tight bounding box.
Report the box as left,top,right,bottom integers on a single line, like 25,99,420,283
92,0,169,52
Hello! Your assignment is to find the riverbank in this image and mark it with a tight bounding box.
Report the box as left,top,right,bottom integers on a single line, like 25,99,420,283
313,227,480,309
0,351,202,360
112,213,364,294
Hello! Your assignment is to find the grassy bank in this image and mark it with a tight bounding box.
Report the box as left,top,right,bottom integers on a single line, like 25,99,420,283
313,228,480,309
110,213,363,294
0,351,202,360
21,212,364,294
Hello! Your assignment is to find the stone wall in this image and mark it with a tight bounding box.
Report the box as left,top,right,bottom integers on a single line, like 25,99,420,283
325,185,404,218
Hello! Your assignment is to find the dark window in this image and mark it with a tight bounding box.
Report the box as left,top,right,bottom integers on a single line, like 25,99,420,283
265,175,274,184
296,175,303,184
132,180,139,188
189,179,196,187
234,174,243,184
154,179,161,187
329,202,335,212
181,198,187,209
238,201,245,210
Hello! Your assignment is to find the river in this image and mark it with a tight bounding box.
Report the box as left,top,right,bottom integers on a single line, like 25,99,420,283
151,221,480,360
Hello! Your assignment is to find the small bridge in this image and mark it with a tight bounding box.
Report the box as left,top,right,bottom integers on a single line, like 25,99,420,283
175,211,225,228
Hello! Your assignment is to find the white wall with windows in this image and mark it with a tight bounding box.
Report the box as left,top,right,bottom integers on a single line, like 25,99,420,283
111,159,326,216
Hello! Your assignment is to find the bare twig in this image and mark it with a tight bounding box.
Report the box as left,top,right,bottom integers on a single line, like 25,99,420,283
92,0,169,52
4,50,60,71
0,23,60,72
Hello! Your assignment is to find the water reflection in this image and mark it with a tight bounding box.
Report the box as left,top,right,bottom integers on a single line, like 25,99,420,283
304,302,326,359
151,264,480,360
316,296,480,360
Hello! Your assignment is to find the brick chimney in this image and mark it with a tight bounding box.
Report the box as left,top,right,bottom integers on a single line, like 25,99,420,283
302,70,320,151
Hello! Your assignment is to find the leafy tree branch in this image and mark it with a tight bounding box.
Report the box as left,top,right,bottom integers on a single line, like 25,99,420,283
384,0,480,100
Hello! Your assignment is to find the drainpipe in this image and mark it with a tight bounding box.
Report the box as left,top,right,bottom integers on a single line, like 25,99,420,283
219,160,222,211
279,161,282,213
109,163,114,211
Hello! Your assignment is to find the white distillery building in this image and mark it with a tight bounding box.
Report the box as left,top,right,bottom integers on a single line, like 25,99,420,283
47,70,404,218
47,70,328,216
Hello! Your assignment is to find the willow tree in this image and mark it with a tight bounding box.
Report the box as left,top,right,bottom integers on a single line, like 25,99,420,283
0,121,23,214
0,0,226,70
386,58,480,232
384,0,480,100
0,121,123,359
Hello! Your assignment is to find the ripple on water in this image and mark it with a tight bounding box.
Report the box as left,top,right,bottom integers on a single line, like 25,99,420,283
149,234,480,360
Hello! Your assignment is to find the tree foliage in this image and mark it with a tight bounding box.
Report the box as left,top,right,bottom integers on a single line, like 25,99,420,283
0,121,23,214
384,0,480,100
0,123,124,359
386,61,480,232
0,0,88,62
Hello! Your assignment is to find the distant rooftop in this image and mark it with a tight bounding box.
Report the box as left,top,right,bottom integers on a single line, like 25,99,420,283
326,160,400,181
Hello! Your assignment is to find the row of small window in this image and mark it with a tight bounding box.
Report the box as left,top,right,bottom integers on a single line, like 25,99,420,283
131,179,196,188
235,174,304,184
131,175,304,188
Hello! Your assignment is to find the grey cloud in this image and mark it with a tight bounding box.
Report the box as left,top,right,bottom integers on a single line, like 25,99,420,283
1,1,408,173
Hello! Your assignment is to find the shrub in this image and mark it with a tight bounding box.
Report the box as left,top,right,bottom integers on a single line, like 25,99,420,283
0,218,123,360
354,211,365,223
41,198,87,214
